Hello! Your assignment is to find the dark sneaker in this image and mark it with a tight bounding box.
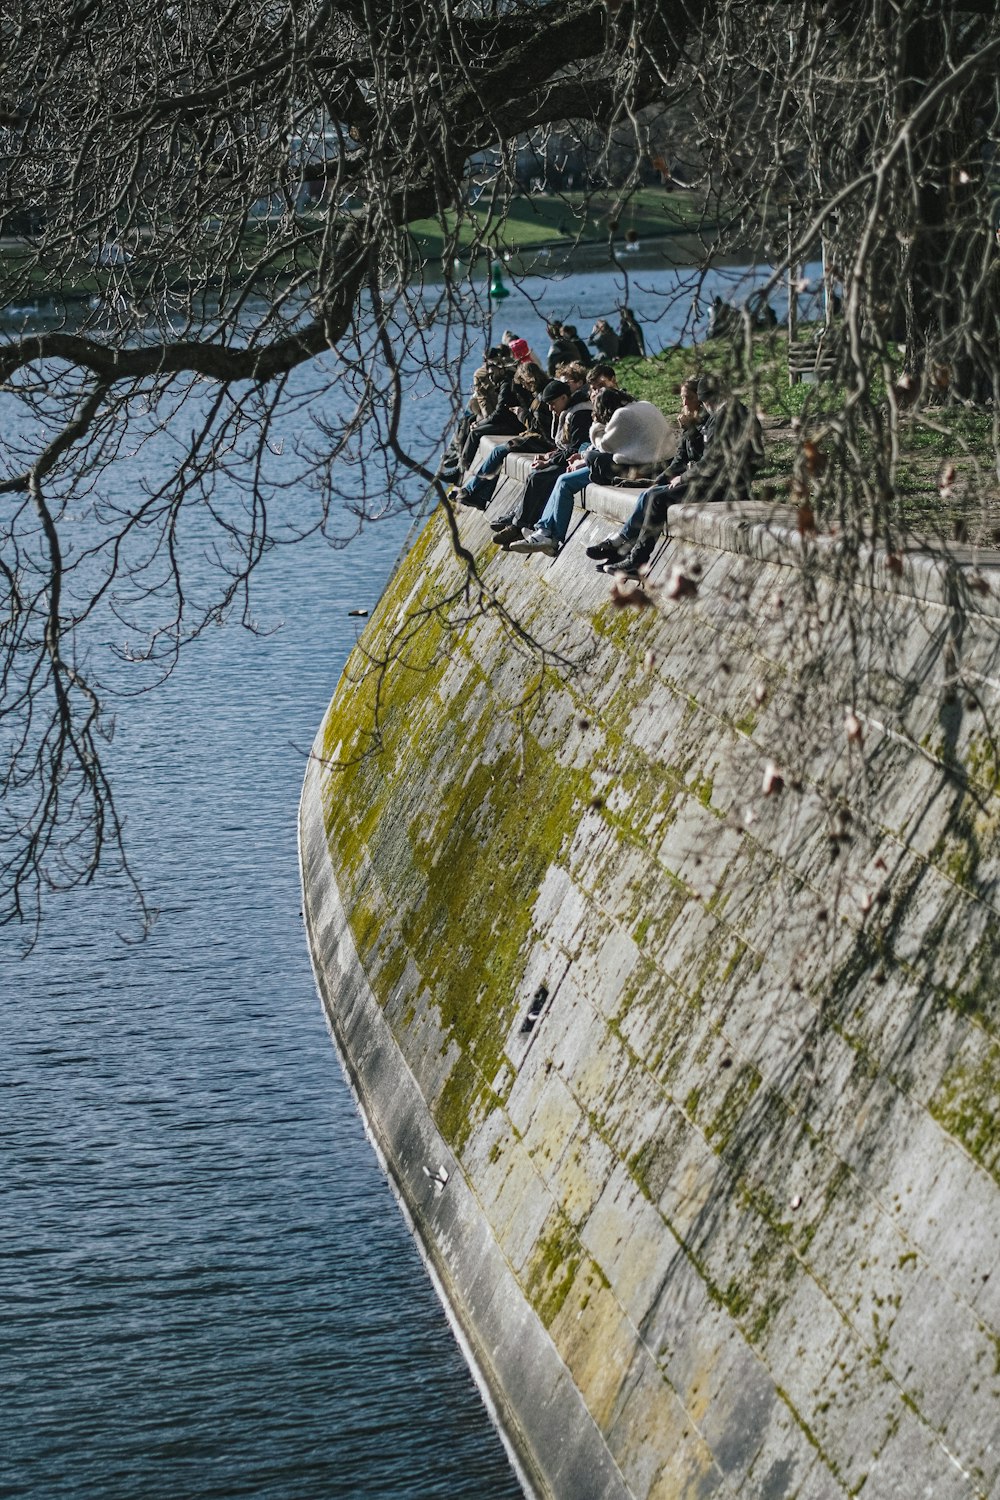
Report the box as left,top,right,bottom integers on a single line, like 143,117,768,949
492,525,523,546
460,490,490,510
489,512,516,532
585,535,628,561
607,540,655,578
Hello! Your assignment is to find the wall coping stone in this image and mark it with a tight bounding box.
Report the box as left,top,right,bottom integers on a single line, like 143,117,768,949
482,442,1000,618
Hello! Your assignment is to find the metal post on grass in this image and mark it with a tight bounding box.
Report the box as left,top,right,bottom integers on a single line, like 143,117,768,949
787,204,798,344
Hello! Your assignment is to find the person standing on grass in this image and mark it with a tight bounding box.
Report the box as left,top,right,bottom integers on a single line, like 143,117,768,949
617,307,645,358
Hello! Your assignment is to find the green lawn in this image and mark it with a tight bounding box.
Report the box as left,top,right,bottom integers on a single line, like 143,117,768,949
614,334,1000,543
407,187,717,264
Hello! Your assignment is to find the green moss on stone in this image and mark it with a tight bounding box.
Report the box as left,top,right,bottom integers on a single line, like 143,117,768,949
706,1066,763,1153
690,772,715,810
526,1213,583,1328
628,1137,659,1201
930,1041,1000,1180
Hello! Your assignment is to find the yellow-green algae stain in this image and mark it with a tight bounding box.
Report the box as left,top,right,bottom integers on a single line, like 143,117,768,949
309,503,1000,1483
315,510,747,1158
526,1210,583,1327
318,528,601,1152
930,1038,1000,1181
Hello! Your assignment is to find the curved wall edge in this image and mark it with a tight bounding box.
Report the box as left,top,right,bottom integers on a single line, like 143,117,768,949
299,456,1000,1500
299,749,635,1500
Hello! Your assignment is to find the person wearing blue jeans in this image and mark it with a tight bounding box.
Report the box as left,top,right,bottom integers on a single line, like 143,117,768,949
509,387,668,557
507,454,597,554
451,440,513,510
585,377,704,574
586,374,761,577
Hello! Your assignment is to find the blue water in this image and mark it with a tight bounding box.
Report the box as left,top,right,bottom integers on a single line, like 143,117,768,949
1,259,807,1500
0,497,530,1498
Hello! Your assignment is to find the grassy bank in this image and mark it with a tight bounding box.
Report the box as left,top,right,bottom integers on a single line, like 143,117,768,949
1,193,707,309
614,334,1000,542
407,187,718,263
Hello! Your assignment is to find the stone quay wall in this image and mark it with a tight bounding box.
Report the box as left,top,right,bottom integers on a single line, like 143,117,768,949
300,450,1000,1500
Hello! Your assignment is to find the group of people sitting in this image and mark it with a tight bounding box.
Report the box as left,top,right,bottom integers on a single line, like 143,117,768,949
546,309,645,372
444,342,763,579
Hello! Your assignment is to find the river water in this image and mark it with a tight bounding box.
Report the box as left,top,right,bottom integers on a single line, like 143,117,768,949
1,258,808,1499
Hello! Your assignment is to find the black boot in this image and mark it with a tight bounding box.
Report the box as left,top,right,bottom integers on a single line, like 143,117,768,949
585,535,629,561
492,524,524,547
607,537,655,577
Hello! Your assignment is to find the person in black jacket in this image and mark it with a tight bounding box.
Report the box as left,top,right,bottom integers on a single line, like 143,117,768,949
491,380,593,545
450,379,553,510
617,306,645,358
459,352,544,468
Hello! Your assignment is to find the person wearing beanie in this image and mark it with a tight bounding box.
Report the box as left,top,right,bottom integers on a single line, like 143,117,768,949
448,363,551,507
509,388,639,556
501,329,545,368
457,344,553,469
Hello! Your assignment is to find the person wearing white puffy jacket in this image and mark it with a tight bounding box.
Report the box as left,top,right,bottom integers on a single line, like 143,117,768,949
510,390,672,556
590,398,674,473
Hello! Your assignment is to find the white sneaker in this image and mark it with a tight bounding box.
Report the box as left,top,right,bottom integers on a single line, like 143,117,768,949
509,527,559,556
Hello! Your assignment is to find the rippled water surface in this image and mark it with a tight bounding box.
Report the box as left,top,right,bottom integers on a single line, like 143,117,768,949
1,494,531,1497
2,262,804,1499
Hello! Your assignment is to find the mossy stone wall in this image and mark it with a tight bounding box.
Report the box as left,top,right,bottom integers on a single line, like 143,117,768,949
300,474,1000,1500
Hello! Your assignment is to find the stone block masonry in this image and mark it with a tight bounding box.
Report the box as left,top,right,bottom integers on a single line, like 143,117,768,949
300,454,1000,1499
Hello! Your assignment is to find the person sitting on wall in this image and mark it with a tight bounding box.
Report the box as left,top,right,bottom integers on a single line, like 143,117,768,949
481,372,616,522
590,318,620,359
471,346,510,418
437,343,512,480
587,373,763,578
458,339,541,469
449,370,553,511
490,378,593,546
553,360,590,394
509,389,675,556
586,363,619,394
